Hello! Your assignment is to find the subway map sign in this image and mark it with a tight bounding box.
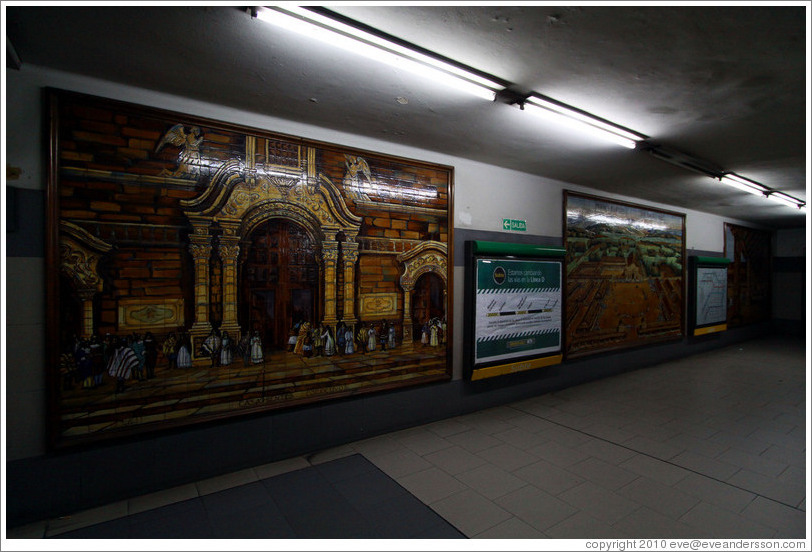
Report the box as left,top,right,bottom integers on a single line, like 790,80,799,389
474,258,562,367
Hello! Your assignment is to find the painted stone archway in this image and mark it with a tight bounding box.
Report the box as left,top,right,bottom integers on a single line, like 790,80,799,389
180,149,362,361
398,241,448,342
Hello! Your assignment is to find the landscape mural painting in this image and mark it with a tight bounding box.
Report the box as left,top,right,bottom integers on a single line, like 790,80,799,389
48,89,451,447
724,223,771,327
564,192,685,357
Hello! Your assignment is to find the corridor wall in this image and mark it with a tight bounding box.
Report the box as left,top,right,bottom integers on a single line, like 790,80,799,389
4,65,790,525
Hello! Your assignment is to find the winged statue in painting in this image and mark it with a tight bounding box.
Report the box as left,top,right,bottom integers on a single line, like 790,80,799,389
155,124,204,177
343,155,373,200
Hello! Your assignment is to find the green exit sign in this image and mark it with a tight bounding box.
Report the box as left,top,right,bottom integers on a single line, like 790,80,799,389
502,218,527,232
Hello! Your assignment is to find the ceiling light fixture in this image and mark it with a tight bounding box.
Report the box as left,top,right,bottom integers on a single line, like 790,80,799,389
523,96,646,149
253,6,503,101
766,190,804,209
720,173,769,196
250,7,804,211
720,173,805,210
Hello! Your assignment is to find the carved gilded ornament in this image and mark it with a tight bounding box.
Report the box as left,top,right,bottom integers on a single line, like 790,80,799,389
60,240,104,292
218,243,241,260
188,242,212,260
400,252,448,290
118,298,185,331
359,293,399,318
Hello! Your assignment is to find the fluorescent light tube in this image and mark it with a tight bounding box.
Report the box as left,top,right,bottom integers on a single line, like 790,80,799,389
255,6,502,101
522,101,639,149
720,174,767,196
766,191,803,209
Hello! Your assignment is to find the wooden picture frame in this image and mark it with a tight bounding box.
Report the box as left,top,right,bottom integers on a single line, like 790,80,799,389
46,88,453,447
563,191,686,358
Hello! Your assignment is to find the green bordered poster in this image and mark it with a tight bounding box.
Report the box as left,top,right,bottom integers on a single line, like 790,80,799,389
689,256,730,336
467,241,565,380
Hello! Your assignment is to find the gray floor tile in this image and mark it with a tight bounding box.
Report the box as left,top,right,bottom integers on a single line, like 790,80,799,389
474,516,546,538
707,432,772,456
740,496,806,537
581,421,637,443
671,450,741,481
616,475,700,519
613,505,705,539
577,437,637,465
476,442,540,472
491,426,550,450
536,424,594,447
622,435,686,460
717,447,790,478
618,453,690,486
545,510,632,539
567,456,639,491
663,433,731,459
430,489,513,537
513,459,585,495
424,417,473,438
350,434,405,458
424,445,489,476
455,463,529,500
501,412,559,434
393,427,453,456
457,411,517,435
760,443,807,468
370,446,433,479
447,428,503,453
673,472,757,513
680,501,777,538
527,439,591,467
726,468,806,507
777,465,806,489
558,481,641,524
494,485,579,532
397,467,468,505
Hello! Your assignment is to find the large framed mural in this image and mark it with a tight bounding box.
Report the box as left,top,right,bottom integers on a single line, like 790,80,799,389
564,192,685,358
47,89,452,447
724,223,771,327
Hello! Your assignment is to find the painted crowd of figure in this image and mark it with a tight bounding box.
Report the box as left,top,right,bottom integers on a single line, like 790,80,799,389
60,316,447,394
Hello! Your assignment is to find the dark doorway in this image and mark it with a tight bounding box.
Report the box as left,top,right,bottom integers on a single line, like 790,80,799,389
241,219,319,350
411,273,444,341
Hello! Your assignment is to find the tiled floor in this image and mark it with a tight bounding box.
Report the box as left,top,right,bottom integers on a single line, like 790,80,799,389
6,336,807,540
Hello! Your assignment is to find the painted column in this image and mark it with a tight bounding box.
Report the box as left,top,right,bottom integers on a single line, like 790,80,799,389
76,289,96,339
188,220,213,358
218,222,242,339
321,237,339,326
341,240,359,328
402,285,414,343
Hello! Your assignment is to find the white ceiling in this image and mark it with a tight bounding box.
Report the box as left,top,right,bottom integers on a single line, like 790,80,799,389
5,4,808,229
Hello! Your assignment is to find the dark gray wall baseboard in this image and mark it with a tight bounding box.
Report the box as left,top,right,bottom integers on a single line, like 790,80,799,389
6,321,780,528
770,318,806,338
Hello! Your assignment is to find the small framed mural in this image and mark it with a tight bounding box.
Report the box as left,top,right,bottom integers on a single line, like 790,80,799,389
564,191,685,358
46,88,452,447
465,241,565,381
724,223,771,327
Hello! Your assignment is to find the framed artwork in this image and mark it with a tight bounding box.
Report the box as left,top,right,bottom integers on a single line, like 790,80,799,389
724,223,771,327
47,89,452,447
564,191,685,358
465,241,564,381
688,256,730,336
